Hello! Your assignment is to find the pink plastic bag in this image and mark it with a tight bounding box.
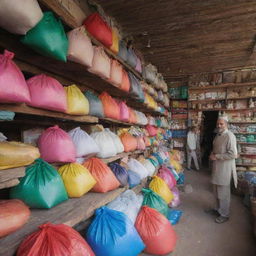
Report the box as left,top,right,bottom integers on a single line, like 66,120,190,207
38,125,76,163
146,125,158,136
108,59,122,87
26,74,67,112
137,136,146,150
170,186,181,208
157,166,177,190
135,56,142,73
0,50,30,103
119,101,129,122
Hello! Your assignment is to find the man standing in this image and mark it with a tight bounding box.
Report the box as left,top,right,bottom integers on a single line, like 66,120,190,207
187,126,200,171
207,116,237,224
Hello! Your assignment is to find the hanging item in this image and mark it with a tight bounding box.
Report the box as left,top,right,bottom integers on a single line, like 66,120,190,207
127,158,149,180
84,90,104,118
0,199,30,238
83,12,112,47
110,27,119,54
58,163,96,198
99,92,120,120
105,128,124,153
83,158,120,193
67,26,94,67
17,223,95,256
10,158,68,208
119,132,137,152
120,70,130,92
127,170,141,188
68,127,99,158
118,40,128,61
88,46,111,79
0,141,39,170
26,74,67,112
38,125,76,163
86,207,145,256
0,50,31,103
126,47,137,68
0,0,43,35
65,84,89,115
135,206,177,255
21,12,68,62
109,59,123,87
119,101,129,122
109,163,128,187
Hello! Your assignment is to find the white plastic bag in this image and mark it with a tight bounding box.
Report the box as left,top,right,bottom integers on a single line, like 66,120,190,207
105,128,124,154
143,159,156,176
127,158,149,179
68,127,99,158
0,132,7,142
0,0,43,35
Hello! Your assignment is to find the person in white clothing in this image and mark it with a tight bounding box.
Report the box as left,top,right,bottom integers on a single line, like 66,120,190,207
187,126,200,171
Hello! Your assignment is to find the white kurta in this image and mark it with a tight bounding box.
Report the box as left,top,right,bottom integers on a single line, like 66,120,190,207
211,129,237,187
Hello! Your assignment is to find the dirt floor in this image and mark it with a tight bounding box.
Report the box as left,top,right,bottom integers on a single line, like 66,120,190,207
141,170,256,256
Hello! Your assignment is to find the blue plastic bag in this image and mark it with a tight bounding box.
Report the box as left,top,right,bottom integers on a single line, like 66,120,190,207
152,152,164,165
0,111,15,120
84,90,104,118
86,207,145,256
177,173,185,185
127,170,141,188
109,163,128,187
168,209,183,225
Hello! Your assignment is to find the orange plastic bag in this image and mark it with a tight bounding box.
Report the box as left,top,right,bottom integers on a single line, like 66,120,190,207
99,92,120,120
129,108,137,124
120,70,130,92
17,223,95,256
119,132,137,152
83,158,120,192
135,206,177,255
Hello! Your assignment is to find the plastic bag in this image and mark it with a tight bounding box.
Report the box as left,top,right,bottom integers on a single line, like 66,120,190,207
0,0,43,35
177,172,185,185
0,199,30,238
118,40,128,61
170,186,181,207
157,166,177,190
65,84,89,115
146,125,158,136
86,207,145,256
105,128,124,153
83,158,120,192
38,125,76,163
0,141,40,170
137,136,146,150
168,209,183,225
120,69,130,92
135,206,177,255
0,50,30,103
10,158,68,208
152,152,164,165
128,72,144,101
21,12,68,62
110,27,119,53
127,47,137,68
27,74,67,112
128,170,141,188
119,101,129,122
0,111,15,120
119,132,137,152
135,56,142,73
58,163,96,197
129,108,137,124
83,12,112,47
84,90,104,118
127,158,149,180
142,188,169,217
149,176,173,204
17,223,95,256
142,159,156,176
109,163,128,186
68,127,99,158
109,59,122,87
99,92,120,120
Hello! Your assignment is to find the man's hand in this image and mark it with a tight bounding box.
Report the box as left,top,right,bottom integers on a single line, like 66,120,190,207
210,152,217,161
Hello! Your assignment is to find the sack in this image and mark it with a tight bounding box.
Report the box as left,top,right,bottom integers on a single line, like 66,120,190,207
83,158,120,192
68,127,99,157
142,188,169,217
120,70,130,92
83,12,112,47
168,209,183,225
119,132,137,152
0,141,39,170
110,27,119,53
129,108,137,124
146,125,158,136
17,223,95,256
105,128,124,153
0,0,43,35
127,158,149,180
38,125,76,163
65,84,89,115
84,90,104,117
21,12,68,62
127,47,137,68
109,59,123,87
86,207,145,256
58,163,96,197
135,206,177,255
127,170,141,188
137,137,146,150
119,101,129,122
170,186,181,207
27,74,67,112
144,64,157,84
99,92,120,120
128,72,144,101
157,166,177,190
89,46,111,79
149,176,174,204
135,56,142,73
0,50,30,103
109,163,128,186
10,158,68,208
0,199,30,238
142,159,155,176
118,40,128,61
67,26,94,67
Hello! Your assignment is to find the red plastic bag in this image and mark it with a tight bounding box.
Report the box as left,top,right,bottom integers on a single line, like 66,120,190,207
0,199,30,238
83,12,112,47
119,132,137,152
83,158,120,193
17,223,95,256
135,206,177,255
146,124,158,136
99,92,120,120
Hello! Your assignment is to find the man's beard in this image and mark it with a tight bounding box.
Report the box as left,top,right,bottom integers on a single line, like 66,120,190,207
217,128,225,133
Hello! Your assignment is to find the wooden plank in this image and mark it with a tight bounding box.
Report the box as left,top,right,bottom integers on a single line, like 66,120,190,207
238,142,256,145
0,178,19,189
0,167,25,183
102,152,130,164
188,82,256,90
236,163,256,167
230,121,256,124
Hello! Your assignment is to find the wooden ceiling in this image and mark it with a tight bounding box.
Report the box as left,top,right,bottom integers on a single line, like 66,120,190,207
96,0,256,81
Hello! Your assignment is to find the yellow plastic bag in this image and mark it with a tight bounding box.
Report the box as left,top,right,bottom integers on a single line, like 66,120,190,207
0,141,40,170
58,163,96,197
170,159,182,173
149,176,173,204
110,27,119,54
65,84,89,115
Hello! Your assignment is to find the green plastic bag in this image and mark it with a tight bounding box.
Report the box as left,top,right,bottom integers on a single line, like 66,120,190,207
148,157,158,167
180,86,188,99
21,12,68,62
10,158,68,208
142,188,169,217
84,91,104,118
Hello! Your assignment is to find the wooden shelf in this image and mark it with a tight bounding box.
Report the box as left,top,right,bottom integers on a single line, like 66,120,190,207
230,121,256,124
236,163,256,167
99,117,145,127
189,108,253,111
239,153,256,156
102,150,145,164
227,96,256,100
0,167,25,183
188,98,226,103
234,132,256,135
237,142,256,145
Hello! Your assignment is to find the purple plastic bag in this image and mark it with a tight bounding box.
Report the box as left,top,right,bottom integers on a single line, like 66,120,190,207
169,186,180,208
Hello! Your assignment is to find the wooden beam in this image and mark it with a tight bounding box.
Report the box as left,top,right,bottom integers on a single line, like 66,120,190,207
0,179,19,189
0,167,26,183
